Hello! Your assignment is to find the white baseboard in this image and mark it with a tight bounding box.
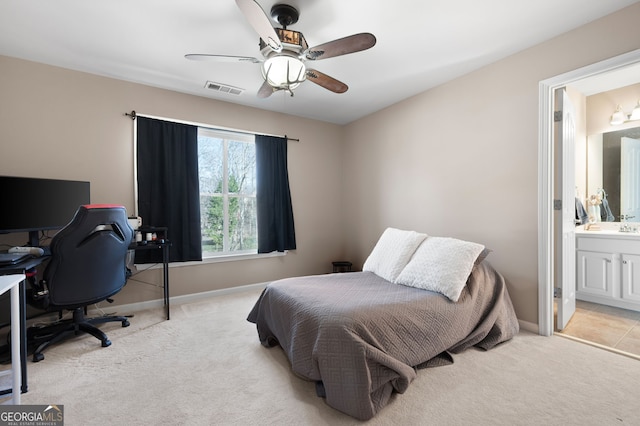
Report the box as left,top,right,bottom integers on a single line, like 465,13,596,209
518,319,539,334
27,284,542,341
25,282,269,327
112,287,542,335
103,281,269,317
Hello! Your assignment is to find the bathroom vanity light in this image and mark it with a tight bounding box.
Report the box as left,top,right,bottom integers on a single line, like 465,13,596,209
610,100,640,125
631,100,640,121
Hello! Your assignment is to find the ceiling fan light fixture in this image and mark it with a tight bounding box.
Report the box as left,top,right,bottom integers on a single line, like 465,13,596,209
191,1,376,99
262,53,306,91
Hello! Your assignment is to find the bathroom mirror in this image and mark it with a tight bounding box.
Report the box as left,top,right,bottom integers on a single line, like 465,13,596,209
587,125,640,221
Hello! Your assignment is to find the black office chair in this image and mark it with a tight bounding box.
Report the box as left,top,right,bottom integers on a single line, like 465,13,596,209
27,204,134,362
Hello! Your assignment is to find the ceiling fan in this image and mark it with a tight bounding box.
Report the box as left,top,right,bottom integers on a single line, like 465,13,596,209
186,0,377,98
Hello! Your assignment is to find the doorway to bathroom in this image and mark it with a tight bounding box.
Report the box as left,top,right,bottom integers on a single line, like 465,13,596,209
538,48,640,348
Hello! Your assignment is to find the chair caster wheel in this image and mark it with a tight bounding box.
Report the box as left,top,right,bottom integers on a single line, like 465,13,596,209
33,353,44,362
102,339,112,347
122,320,130,327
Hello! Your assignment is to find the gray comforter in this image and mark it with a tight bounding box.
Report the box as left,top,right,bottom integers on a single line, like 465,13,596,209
247,261,519,420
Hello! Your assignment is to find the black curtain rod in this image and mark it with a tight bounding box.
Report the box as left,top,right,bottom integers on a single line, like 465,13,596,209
124,110,299,142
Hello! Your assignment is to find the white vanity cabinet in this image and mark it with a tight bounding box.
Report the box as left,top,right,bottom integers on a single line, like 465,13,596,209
576,250,615,298
621,254,640,304
576,230,640,312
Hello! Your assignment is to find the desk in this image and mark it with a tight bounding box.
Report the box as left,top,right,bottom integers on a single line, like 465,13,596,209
0,256,49,396
131,240,171,320
0,274,25,404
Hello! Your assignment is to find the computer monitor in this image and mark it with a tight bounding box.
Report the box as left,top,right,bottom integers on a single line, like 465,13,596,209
0,176,90,246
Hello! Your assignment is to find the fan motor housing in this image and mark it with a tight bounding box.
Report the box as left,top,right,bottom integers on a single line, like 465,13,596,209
271,4,299,27
259,28,307,54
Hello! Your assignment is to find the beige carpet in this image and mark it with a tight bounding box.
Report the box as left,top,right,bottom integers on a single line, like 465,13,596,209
11,288,640,426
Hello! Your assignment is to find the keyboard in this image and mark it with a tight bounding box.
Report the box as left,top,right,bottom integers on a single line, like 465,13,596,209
0,252,31,266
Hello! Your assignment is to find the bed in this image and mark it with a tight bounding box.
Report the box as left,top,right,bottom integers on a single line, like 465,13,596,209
247,228,520,420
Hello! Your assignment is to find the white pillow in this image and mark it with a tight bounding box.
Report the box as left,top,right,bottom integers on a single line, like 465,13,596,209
394,236,485,302
362,228,427,282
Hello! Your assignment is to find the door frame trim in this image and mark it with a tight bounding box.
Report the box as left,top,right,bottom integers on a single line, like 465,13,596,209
538,48,640,336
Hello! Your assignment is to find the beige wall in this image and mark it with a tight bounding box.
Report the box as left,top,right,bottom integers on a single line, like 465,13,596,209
342,3,640,325
0,55,345,307
2,3,640,326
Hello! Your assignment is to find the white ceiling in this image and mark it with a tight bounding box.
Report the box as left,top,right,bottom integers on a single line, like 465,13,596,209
0,0,638,124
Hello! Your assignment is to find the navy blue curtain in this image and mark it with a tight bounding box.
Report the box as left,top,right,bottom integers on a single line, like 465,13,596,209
136,117,202,262
256,135,296,253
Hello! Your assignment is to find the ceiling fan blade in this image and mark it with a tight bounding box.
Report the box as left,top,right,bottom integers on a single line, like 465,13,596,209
257,80,276,98
306,69,348,93
235,0,282,52
185,54,261,63
305,33,376,61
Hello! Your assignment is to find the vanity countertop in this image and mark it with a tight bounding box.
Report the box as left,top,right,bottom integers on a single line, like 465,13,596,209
576,222,640,239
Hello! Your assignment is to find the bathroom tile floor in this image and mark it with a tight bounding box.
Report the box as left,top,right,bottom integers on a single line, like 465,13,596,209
557,300,640,358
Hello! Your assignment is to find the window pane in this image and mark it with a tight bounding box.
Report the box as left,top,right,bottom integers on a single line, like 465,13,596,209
197,129,257,257
198,136,223,195
227,140,256,195
200,194,223,254
228,196,257,251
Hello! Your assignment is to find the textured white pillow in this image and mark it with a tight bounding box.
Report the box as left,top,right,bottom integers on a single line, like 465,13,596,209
362,228,427,282
394,236,485,302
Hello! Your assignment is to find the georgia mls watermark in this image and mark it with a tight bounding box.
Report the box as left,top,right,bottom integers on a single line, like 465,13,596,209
0,405,63,426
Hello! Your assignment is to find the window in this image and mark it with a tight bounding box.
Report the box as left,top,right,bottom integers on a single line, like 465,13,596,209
198,128,257,257
136,116,295,262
